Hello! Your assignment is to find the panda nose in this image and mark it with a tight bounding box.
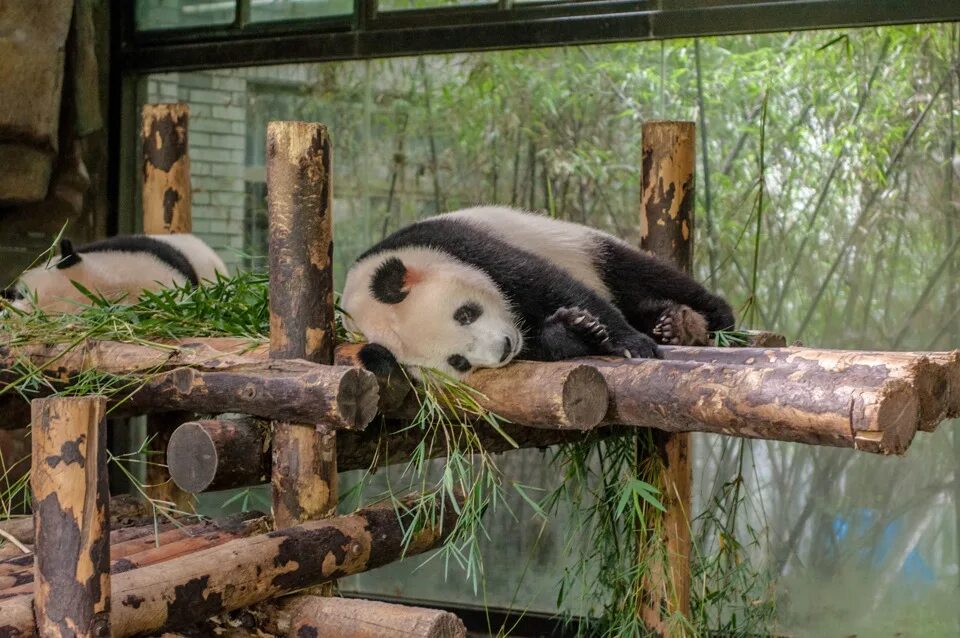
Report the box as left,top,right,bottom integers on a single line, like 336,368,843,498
500,337,513,363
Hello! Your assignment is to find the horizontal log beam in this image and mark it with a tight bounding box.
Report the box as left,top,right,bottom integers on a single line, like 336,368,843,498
3,335,953,454
167,415,619,494
285,596,467,638
0,495,458,637
0,514,270,597
661,346,960,430
592,356,919,454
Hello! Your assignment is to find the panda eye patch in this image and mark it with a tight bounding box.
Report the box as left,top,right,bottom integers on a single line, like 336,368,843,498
454,302,482,325
447,354,472,373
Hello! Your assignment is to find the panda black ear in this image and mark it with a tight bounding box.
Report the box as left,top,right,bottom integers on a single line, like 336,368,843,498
56,239,82,269
370,256,411,304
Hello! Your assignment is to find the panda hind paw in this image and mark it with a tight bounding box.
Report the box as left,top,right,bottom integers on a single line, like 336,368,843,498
653,303,709,346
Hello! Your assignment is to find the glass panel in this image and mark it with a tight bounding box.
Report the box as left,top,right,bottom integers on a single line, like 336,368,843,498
135,0,236,30
378,0,493,12
250,0,353,22
141,23,960,634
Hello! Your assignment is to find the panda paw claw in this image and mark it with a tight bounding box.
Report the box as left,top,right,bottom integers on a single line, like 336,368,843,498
654,303,710,346
546,307,610,347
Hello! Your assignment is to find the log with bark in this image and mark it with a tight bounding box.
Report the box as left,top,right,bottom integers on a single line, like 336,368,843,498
0,494,460,637
593,355,920,454
32,395,110,637
0,513,270,598
167,414,618,494
661,345,960,431
264,595,467,638
1,336,952,454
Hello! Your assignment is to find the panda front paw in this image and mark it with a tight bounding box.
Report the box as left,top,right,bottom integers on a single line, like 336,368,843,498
652,303,709,346
545,306,610,348
618,333,662,359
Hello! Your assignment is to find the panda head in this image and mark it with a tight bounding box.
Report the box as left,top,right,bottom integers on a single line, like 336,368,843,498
342,248,523,378
6,239,90,313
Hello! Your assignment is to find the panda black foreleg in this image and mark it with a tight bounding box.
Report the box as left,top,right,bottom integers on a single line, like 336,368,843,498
540,306,660,361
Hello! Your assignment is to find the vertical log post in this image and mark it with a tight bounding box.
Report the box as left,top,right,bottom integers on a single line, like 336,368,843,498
142,103,192,233
638,120,695,633
32,396,110,637
141,103,194,513
266,121,337,532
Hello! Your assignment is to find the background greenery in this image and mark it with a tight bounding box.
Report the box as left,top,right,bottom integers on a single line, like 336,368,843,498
139,23,960,636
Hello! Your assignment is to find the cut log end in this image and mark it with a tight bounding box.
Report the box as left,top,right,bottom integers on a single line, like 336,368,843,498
167,422,218,494
856,382,919,455
561,364,609,429
336,367,381,430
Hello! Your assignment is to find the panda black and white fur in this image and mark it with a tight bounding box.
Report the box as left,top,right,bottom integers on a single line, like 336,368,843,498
341,206,734,378
5,234,226,314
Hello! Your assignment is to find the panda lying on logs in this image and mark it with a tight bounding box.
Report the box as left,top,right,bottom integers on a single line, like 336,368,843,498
3,234,226,313
342,206,734,379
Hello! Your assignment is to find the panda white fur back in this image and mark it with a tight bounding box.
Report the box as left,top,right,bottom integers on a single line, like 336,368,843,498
10,234,226,314
342,206,735,378
443,207,614,300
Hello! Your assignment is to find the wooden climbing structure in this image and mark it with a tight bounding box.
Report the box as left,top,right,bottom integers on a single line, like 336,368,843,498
0,107,957,637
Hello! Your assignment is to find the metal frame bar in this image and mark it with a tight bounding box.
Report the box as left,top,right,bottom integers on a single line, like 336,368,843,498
120,0,960,73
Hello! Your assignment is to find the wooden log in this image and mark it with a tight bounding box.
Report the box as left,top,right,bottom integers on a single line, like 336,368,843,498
32,396,110,637
117,360,378,430
166,411,620,494
638,119,694,632
142,103,194,512
661,346,960,431
141,103,191,234
167,417,270,493
594,357,919,454
462,361,608,429
0,594,33,637
0,494,153,547
0,495,460,637
283,596,467,638
0,514,270,597
267,121,338,532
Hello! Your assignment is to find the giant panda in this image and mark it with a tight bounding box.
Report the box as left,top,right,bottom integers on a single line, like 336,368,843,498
341,206,734,378
4,234,226,314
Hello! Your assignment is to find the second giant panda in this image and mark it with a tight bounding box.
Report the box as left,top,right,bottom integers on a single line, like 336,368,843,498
341,206,734,378
5,234,226,314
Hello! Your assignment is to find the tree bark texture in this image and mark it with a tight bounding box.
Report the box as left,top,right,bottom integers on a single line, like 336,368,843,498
118,360,379,431
0,336,950,454
638,119,695,631
141,103,191,234
31,396,110,638
166,414,620,494
266,121,338,531
142,102,194,511
661,346,960,431
0,514,270,599
592,356,920,454
167,418,271,493
0,495,459,637
284,596,467,638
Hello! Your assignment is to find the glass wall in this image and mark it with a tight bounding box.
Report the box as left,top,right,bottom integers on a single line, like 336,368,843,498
142,23,960,635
